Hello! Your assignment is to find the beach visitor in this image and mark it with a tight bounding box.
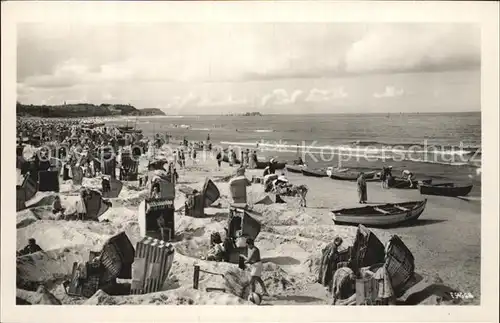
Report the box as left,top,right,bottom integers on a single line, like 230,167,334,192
268,158,277,175
206,232,225,261
241,151,245,167
216,150,223,171
263,166,271,177
229,149,234,166
318,236,343,290
101,176,111,194
151,184,161,199
229,167,251,204
241,238,269,296
381,167,387,189
402,169,414,187
357,172,368,204
156,215,169,241
231,150,237,166
244,149,250,167
17,238,43,256
251,151,258,169
192,148,197,165
52,195,65,220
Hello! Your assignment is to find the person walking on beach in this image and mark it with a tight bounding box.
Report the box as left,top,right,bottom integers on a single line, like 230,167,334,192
401,169,414,188
251,151,258,169
216,149,223,171
357,172,368,204
241,238,269,296
381,167,387,189
244,149,250,167
228,149,234,166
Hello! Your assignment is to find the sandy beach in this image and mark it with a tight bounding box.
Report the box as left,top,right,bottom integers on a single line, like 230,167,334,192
16,147,480,305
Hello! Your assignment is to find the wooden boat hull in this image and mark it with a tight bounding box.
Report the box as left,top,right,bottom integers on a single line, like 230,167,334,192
332,199,427,227
419,184,473,197
286,165,305,173
255,161,286,170
302,169,328,178
388,177,432,189
329,171,376,181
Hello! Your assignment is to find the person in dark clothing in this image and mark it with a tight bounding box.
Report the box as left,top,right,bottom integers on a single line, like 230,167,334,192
17,238,43,256
318,237,344,292
101,176,111,194
268,158,277,174
216,150,223,170
157,215,169,241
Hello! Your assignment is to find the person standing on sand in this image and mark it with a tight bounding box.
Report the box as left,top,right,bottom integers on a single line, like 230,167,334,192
216,149,223,171
381,167,387,189
229,149,234,166
244,149,250,167
357,172,368,204
241,238,269,296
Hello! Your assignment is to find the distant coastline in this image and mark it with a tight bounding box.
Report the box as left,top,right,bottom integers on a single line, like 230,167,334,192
16,102,166,118
223,112,263,116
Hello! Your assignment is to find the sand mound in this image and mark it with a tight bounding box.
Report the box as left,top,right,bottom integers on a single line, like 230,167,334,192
251,204,319,227
16,245,88,291
83,287,250,305
17,219,139,251
17,209,40,228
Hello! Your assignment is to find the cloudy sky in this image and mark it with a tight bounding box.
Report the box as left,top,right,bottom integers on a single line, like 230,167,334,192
17,23,480,114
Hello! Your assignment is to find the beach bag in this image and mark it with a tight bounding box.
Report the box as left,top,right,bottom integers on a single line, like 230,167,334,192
130,237,175,295
384,235,415,294
71,166,84,186
37,170,60,192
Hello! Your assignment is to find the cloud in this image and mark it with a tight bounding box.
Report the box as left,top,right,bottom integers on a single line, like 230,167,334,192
305,87,348,102
260,89,304,106
373,86,405,98
17,23,480,90
345,24,480,74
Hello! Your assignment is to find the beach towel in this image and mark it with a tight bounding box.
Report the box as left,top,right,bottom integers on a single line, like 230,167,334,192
72,166,84,186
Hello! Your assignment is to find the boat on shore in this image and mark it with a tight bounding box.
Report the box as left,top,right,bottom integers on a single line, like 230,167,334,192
419,183,473,197
302,168,328,178
286,164,306,174
328,169,377,181
388,177,432,189
332,199,427,227
255,160,287,170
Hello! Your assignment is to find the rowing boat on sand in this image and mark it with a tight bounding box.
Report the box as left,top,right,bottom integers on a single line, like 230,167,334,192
331,200,427,227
